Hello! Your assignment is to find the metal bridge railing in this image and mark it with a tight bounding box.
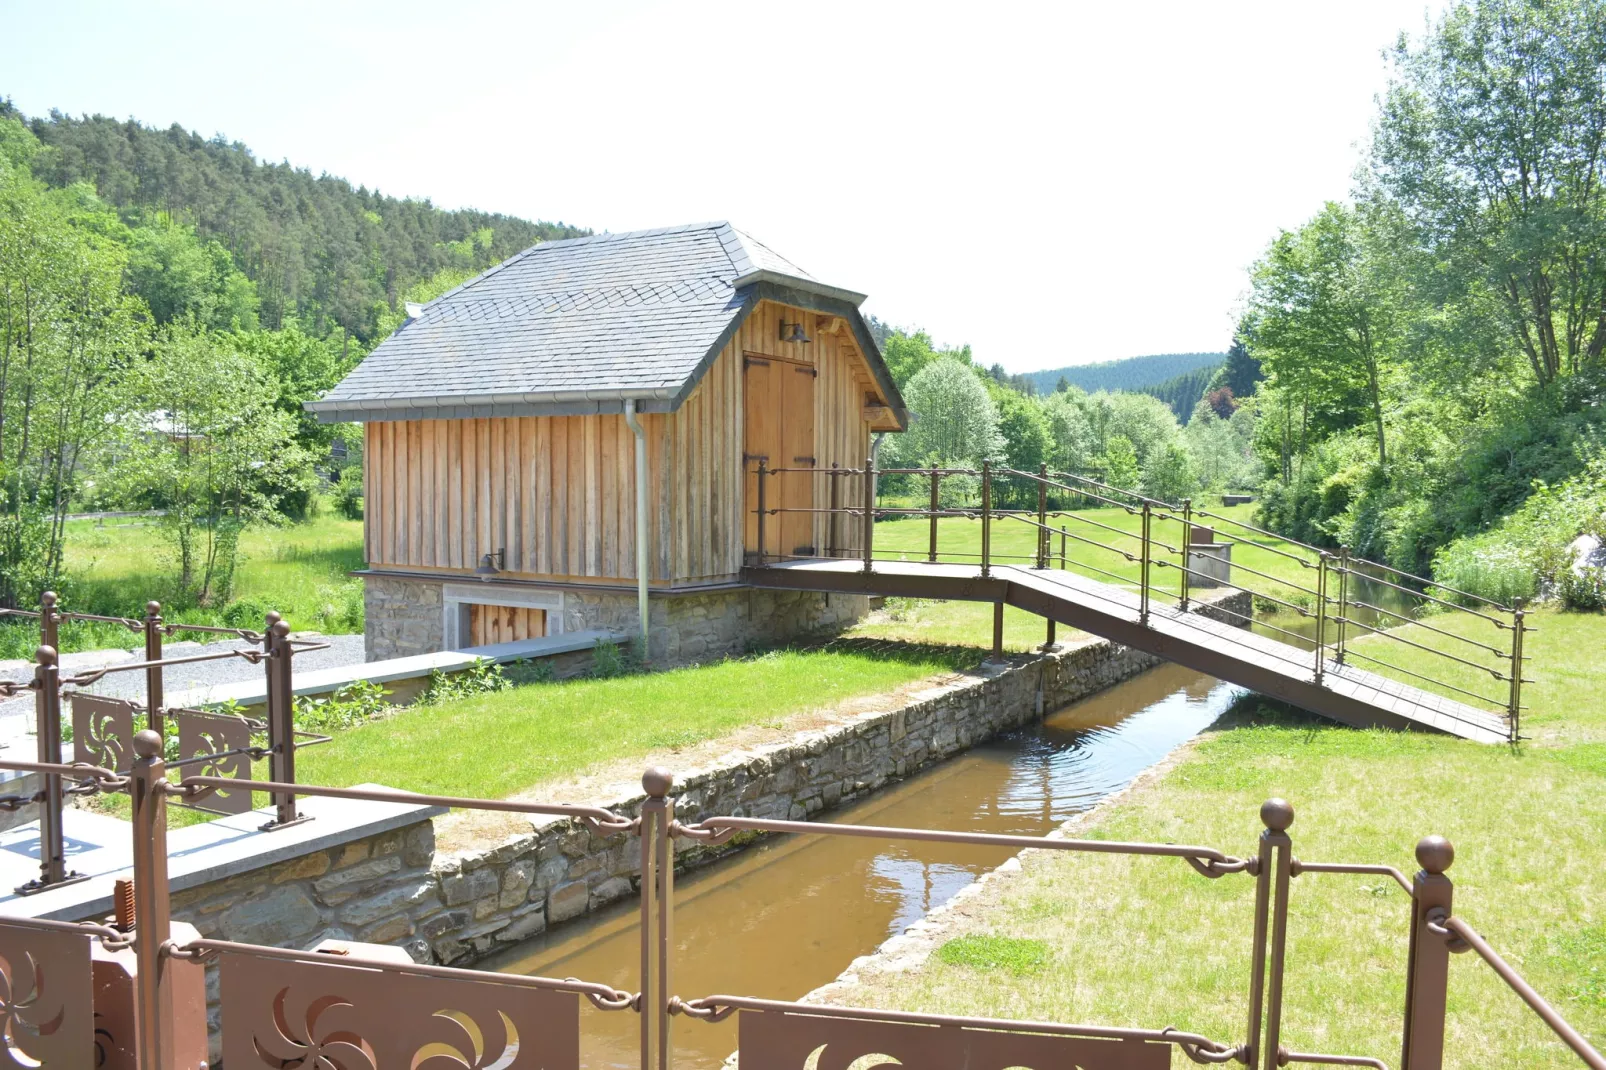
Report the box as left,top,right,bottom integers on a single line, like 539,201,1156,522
0,757,1597,1069
749,461,1531,739
0,593,328,895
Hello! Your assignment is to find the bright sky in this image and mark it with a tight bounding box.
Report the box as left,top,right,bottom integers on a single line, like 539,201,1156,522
6,0,1444,373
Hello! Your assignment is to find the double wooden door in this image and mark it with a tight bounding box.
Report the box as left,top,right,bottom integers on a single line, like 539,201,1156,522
744,355,816,559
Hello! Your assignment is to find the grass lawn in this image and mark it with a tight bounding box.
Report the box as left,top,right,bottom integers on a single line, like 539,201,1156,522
844,606,1606,1068
845,597,1064,652
293,644,970,798
1,511,366,657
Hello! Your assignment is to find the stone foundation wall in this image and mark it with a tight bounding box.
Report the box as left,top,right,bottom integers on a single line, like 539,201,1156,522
363,574,446,660
363,571,869,667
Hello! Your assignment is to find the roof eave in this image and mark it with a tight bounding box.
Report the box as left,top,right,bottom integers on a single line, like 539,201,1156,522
730,268,867,308
304,385,681,423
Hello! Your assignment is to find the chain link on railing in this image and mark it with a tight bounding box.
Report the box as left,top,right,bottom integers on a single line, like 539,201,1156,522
0,755,1596,1070
0,590,330,895
746,460,1530,740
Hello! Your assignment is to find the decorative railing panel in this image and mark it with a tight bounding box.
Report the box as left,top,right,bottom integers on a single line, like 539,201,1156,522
0,921,93,1068
174,708,256,814
70,694,135,773
737,1009,1172,1070
219,946,581,1069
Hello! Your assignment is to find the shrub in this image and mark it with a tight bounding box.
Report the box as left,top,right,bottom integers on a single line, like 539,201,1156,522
590,638,640,678
333,466,364,520
293,679,392,732
420,659,510,705
1559,567,1606,612
222,596,275,629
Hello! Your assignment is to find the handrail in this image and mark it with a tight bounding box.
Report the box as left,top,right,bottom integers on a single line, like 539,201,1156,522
752,461,1528,738
1432,916,1606,1070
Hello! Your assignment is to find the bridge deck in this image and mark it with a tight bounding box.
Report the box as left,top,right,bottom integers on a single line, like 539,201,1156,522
745,559,1510,744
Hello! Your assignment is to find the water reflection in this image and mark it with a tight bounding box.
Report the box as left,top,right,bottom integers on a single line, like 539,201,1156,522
486,664,1245,1069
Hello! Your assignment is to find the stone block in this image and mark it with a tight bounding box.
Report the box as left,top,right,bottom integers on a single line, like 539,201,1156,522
357,914,415,945
547,879,589,923
339,878,440,927
589,877,632,910
419,908,470,940
219,885,322,947
496,906,547,943
311,855,404,905
404,822,437,867
441,867,499,907
501,860,535,909
271,851,331,883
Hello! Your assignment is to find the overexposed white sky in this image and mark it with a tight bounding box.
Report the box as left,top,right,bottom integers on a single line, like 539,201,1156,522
6,1,1444,373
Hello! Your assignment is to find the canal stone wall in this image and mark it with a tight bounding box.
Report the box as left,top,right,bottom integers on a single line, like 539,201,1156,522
134,589,1248,1059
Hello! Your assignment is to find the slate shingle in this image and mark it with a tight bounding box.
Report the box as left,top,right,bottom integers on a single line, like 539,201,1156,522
307,221,897,422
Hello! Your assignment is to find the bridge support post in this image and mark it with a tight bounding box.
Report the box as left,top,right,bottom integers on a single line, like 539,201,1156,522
1334,546,1350,666
1035,463,1048,568
990,601,1004,665
756,460,767,566
980,461,992,579
862,456,876,574
1179,499,1192,611
1139,502,1152,625
1043,618,1057,652
1507,608,1525,742
1401,837,1455,1070
1314,553,1329,683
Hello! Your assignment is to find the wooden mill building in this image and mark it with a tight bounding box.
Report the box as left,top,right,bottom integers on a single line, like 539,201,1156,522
308,222,907,662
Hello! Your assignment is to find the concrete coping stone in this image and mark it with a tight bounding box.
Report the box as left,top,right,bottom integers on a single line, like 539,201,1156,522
163,629,630,709
0,785,445,922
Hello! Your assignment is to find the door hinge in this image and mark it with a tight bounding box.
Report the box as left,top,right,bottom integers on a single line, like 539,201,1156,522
794,456,816,465
744,357,770,368
743,452,770,465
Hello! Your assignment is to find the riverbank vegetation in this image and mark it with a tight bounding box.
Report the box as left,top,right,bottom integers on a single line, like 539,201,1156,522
1236,0,1606,606
843,606,1606,1067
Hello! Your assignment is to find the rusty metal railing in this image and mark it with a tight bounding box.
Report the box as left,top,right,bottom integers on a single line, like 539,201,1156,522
748,461,1531,739
0,757,1595,1068
0,592,327,895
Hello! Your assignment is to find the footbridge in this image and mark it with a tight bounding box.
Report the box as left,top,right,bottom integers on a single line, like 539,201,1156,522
745,462,1530,744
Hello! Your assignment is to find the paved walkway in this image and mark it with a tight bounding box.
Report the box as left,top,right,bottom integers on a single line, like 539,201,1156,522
0,634,367,750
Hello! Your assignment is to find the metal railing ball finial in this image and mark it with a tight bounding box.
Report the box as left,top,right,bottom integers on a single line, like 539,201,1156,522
1416,835,1454,875
34,644,57,667
146,600,161,617
643,766,673,798
40,591,57,610
132,729,163,759
1260,798,1294,832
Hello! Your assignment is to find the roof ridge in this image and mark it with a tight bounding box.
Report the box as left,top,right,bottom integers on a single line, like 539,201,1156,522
419,222,734,312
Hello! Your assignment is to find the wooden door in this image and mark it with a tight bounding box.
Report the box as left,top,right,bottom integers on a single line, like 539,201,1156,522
468,604,546,646
743,355,816,559
780,363,816,555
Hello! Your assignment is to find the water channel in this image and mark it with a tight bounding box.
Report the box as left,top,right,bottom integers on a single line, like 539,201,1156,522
487,664,1248,1068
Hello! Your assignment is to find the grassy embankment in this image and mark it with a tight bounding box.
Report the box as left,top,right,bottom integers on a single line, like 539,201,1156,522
0,513,365,658
846,606,1606,1068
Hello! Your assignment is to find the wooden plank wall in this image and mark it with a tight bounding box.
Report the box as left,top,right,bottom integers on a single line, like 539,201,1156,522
364,300,876,586
366,414,653,582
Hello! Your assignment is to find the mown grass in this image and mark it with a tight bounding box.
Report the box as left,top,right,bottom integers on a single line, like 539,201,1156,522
847,605,1606,1068
1,511,366,657
293,644,971,798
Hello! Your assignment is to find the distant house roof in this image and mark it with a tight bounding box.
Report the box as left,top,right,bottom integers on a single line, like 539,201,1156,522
306,222,906,425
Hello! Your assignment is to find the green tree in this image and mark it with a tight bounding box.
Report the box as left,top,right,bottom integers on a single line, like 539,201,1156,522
1141,442,1199,502
1245,202,1402,467
990,386,1052,473
0,120,143,606
1100,434,1140,490
114,322,314,605
890,357,1003,467
880,327,971,389
126,219,259,330
1041,391,1095,473
1374,0,1606,385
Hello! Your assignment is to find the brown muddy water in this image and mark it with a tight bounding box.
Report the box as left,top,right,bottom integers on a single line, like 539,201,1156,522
485,664,1247,1069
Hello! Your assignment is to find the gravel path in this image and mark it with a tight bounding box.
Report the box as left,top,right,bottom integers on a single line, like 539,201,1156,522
0,633,367,747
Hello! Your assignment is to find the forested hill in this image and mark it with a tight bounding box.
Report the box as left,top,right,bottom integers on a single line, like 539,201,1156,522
2,105,587,344
1026,352,1224,395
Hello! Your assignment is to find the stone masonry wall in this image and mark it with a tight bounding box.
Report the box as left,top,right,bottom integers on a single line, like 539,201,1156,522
364,571,869,667
152,589,1248,1061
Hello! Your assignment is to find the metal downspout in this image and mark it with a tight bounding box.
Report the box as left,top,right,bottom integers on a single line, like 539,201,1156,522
624,401,651,659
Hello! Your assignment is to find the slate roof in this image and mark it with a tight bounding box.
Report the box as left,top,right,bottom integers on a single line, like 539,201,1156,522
307,222,903,423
